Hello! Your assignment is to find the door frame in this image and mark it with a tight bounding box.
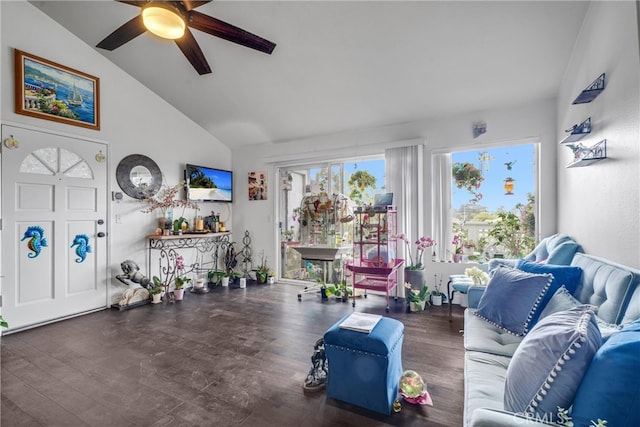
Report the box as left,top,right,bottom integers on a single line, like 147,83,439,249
0,120,112,333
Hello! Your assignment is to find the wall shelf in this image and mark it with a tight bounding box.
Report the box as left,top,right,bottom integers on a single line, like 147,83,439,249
560,117,591,144
572,73,605,104
566,139,607,168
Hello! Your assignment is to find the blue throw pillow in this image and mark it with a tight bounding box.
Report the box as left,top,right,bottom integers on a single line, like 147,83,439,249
504,305,602,423
539,286,622,342
516,260,583,324
474,266,553,336
571,319,640,426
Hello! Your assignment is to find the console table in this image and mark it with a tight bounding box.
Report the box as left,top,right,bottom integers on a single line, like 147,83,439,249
146,232,232,287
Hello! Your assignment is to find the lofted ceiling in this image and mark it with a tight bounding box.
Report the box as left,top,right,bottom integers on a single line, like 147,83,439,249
30,1,590,148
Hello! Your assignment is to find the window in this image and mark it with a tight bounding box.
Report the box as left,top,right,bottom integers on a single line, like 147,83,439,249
278,158,385,283
448,143,537,262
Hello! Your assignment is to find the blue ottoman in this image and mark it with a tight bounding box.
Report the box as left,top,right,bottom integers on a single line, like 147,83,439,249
323,314,404,415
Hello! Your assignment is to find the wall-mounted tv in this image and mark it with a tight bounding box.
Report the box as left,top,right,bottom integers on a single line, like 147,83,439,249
185,164,233,203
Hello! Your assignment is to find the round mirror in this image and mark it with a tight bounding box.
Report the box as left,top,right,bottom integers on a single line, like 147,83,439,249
130,165,152,189
116,154,162,199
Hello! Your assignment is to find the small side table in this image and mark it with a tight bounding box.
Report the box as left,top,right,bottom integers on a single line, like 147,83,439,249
447,275,474,322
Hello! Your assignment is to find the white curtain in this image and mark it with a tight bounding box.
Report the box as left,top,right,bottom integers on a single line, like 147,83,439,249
385,145,423,297
431,152,452,261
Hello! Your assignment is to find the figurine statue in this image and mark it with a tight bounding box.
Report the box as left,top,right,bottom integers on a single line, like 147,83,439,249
116,260,153,307
116,259,152,289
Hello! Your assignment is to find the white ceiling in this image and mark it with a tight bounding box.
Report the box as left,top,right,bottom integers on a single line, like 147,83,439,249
30,1,590,148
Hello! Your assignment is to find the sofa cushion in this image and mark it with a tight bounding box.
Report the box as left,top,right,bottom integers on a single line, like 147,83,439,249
516,260,582,324
539,286,622,341
464,309,523,357
464,350,511,427
474,266,552,336
571,319,640,427
571,253,635,324
525,233,580,264
503,305,602,423
545,241,581,265
622,285,640,324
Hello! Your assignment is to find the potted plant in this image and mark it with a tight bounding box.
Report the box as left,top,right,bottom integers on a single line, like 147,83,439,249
173,276,190,300
172,253,190,299
404,282,430,312
452,161,484,203
430,282,446,306
452,232,464,263
224,243,239,284
323,280,352,302
207,270,225,287
396,233,436,289
149,287,163,304
253,252,272,284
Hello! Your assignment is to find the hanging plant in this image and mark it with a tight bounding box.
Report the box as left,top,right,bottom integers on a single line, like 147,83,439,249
452,162,484,203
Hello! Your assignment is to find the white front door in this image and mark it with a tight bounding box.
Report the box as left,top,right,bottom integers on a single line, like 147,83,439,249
1,124,108,332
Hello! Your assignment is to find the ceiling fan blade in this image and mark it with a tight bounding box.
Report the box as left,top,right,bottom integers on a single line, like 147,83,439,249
175,28,212,75
182,0,212,11
96,15,146,50
116,0,148,7
187,10,276,54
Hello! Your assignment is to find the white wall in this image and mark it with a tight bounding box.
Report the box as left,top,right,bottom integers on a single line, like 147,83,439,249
233,98,559,277
1,1,232,303
557,1,640,268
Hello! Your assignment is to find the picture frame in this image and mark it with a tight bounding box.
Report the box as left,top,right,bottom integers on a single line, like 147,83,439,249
14,49,100,130
248,171,267,201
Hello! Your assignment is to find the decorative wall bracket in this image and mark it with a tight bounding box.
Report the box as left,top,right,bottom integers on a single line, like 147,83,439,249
560,117,591,144
566,139,607,168
572,73,605,104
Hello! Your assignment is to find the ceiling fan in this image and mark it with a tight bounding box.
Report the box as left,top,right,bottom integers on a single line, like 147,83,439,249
96,0,276,75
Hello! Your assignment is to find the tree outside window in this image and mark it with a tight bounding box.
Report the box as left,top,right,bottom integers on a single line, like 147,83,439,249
451,144,536,261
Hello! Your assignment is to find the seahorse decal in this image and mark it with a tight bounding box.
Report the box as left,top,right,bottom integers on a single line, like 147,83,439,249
21,226,48,258
71,234,92,263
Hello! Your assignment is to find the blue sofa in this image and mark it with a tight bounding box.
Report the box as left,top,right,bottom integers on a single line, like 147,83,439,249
487,233,582,271
463,252,640,426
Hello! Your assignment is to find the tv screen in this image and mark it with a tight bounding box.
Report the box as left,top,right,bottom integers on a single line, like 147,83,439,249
185,164,233,203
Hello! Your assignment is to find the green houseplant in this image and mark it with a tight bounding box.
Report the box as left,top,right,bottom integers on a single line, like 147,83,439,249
173,276,190,300
149,287,163,304
404,283,430,312
452,161,484,203
323,279,352,302
253,252,272,284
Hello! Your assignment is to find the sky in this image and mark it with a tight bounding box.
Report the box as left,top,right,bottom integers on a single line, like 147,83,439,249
452,144,535,212
323,146,534,213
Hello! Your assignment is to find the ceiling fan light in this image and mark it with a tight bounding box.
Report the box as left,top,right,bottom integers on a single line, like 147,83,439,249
142,6,185,40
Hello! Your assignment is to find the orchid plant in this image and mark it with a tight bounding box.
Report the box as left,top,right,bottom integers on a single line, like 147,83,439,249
404,282,430,303
174,254,191,290
140,181,199,226
396,233,436,270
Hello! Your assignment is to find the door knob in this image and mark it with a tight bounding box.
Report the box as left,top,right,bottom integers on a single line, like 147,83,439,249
97,232,106,238
97,219,105,225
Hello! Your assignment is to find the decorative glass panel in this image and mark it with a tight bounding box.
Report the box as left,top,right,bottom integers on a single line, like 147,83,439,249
59,149,83,174
65,162,93,179
20,153,55,175
20,147,93,180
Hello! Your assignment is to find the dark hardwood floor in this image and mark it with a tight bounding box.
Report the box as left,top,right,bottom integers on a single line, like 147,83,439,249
1,282,465,427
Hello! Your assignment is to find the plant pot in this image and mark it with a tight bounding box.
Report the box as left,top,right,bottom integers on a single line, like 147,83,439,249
431,294,443,306
409,300,426,312
404,268,427,288
173,288,184,301
221,276,230,287
453,254,463,263
151,293,162,304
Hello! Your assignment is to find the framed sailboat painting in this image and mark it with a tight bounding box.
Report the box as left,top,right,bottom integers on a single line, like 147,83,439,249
14,49,100,130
